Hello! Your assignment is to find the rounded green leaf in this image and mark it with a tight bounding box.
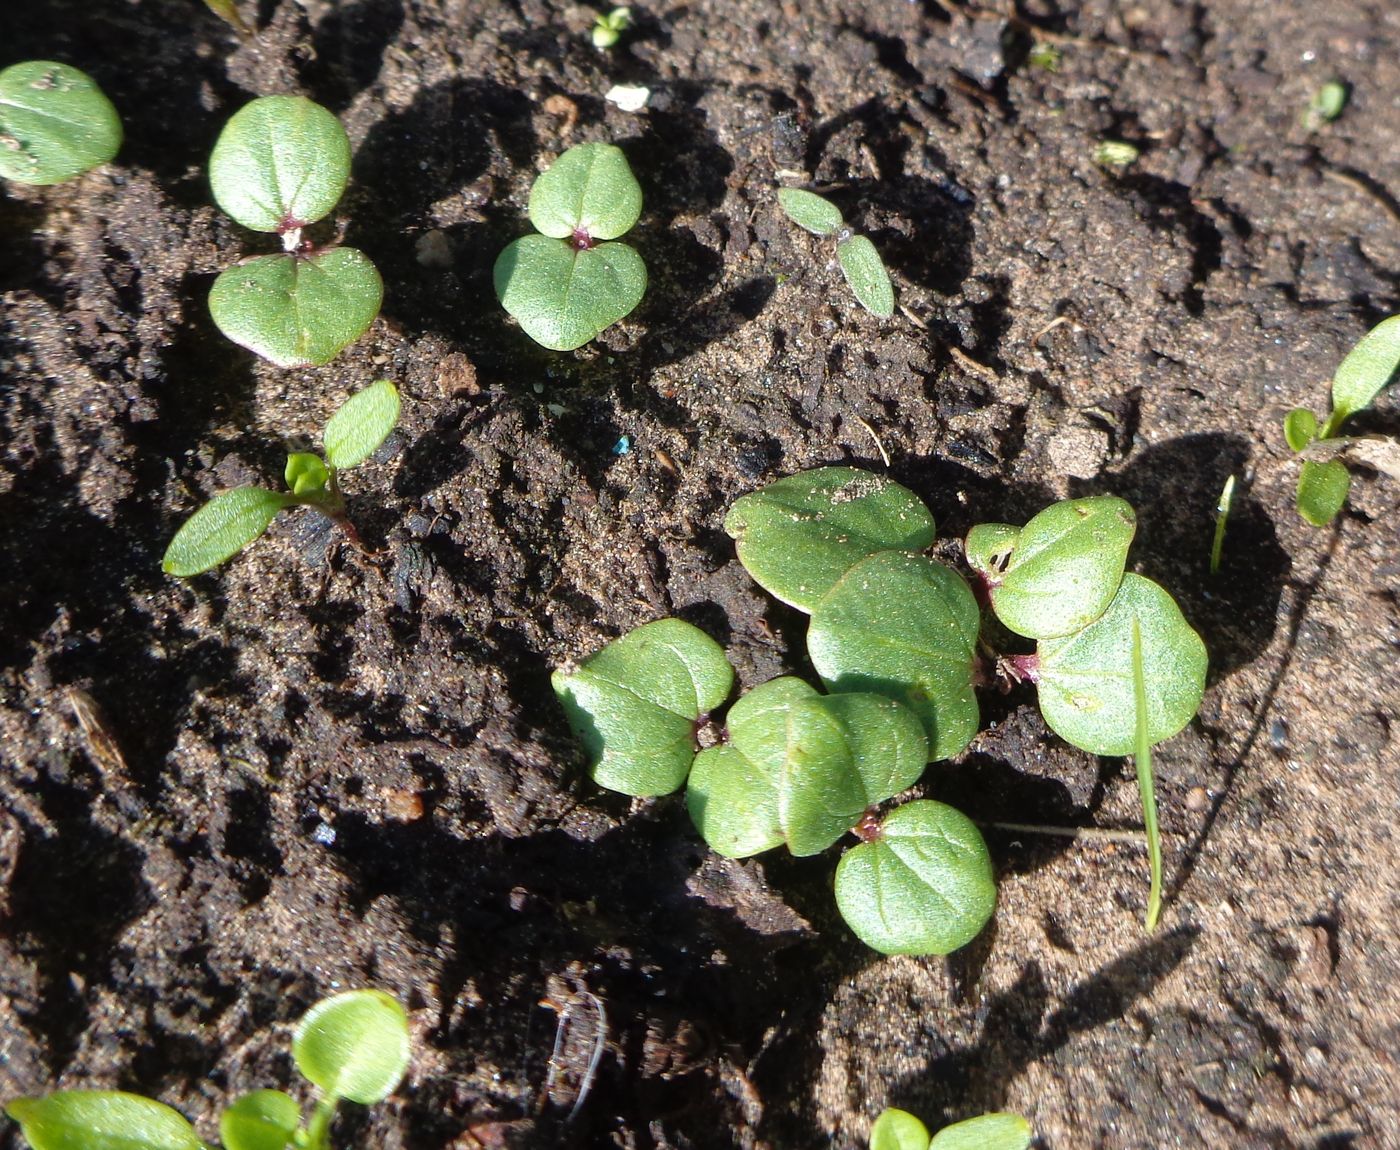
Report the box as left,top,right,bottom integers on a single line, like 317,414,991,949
929,1113,1032,1150
292,989,410,1105
724,467,937,613
777,188,843,236
323,380,401,470
870,1108,931,1150
963,522,1019,581
837,235,895,318
284,452,328,496
976,496,1137,640
688,744,786,859
494,235,645,352
808,552,981,761
0,62,122,186
834,800,996,956
162,486,293,577
1296,457,1351,527
1036,573,1207,756
527,142,642,241
4,1092,201,1150
219,1091,300,1150
1283,408,1318,453
209,248,383,367
1330,314,1400,427
209,95,351,232
552,618,734,796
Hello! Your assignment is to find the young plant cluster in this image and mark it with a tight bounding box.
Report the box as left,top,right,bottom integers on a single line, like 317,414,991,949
4,989,410,1150
554,468,1207,954
1284,313,1400,526
871,1108,1031,1150
777,188,894,318
0,61,121,186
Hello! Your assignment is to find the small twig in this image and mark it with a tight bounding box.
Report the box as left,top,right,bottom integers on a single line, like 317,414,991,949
979,820,1150,844
854,417,891,467
948,345,999,380
567,992,608,1124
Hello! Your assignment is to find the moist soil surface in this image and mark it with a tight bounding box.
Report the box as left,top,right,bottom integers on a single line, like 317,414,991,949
2,1,1398,1147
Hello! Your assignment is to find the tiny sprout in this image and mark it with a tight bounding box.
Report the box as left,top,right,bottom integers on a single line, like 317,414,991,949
1304,80,1348,128
871,1108,1033,1150
1093,140,1140,169
591,6,632,49
1210,474,1236,575
776,188,895,318
0,62,122,186
1028,42,1062,72
162,380,400,577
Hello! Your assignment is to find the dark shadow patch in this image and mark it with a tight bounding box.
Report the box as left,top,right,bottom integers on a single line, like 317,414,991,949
305,0,406,111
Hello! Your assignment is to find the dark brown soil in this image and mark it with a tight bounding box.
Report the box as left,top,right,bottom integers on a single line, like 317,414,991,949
2,1,1398,1147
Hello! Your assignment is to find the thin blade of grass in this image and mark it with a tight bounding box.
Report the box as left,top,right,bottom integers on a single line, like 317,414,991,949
1132,618,1162,930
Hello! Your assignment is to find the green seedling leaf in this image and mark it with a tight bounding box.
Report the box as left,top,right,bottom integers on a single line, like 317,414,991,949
209,248,383,367
0,62,122,186
4,1092,201,1150
219,1091,300,1150
209,96,351,233
1329,314,1400,429
591,7,632,49
494,234,646,352
1296,457,1351,526
835,800,996,956
836,234,895,318
808,551,981,761
1283,407,1317,453
293,989,410,1105
527,142,642,241
688,677,928,858
777,188,844,236
1210,474,1236,576
972,496,1136,640
204,0,252,33
870,1108,930,1150
552,618,734,796
163,486,294,576
929,1113,1033,1150
323,380,401,470
285,452,329,496
1306,80,1348,126
1036,573,1207,756
963,522,1019,578
1132,618,1162,931
724,467,936,612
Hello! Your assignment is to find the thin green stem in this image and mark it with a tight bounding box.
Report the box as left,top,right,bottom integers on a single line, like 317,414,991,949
1132,619,1162,931
303,1097,339,1150
1210,474,1236,575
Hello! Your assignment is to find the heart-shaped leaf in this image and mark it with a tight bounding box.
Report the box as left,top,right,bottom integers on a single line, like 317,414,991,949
0,62,122,186
971,496,1136,639
687,677,928,858
777,188,844,236
494,235,646,352
219,1091,300,1150
929,1113,1033,1150
724,467,936,612
209,95,351,233
552,618,733,796
209,248,383,367
870,1108,931,1150
527,142,642,241
292,989,410,1105
837,234,894,318
1295,457,1351,526
1330,314,1400,427
1036,573,1207,756
163,486,294,577
834,800,996,956
4,1092,202,1150
323,379,400,470
808,551,981,761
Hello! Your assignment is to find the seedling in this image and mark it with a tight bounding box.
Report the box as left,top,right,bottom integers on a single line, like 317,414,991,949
162,379,400,576
871,1108,1032,1150
208,96,382,366
591,6,632,49
4,988,410,1150
1284,314,1400,525
1093,140,1140,169
495,142,646,351
0,62,121,186
1210,474,1236,575
777,188,894,318
1304,80,1348,129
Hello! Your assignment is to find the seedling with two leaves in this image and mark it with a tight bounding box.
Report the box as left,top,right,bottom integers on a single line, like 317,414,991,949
495,142,647,351
871,1108,1031,1150
209,96,382,367
777,188,894,318
1284,314,1400,525
0,62,121,186
4,989,410,1150
162,379,400,576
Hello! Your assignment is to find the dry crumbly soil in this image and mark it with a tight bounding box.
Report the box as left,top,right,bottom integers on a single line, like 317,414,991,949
1,1,1398,1147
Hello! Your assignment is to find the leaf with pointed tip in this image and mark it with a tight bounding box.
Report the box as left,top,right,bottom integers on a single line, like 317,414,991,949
527,142,642,241
1330,314,1400,427
292,989,410,1105
1283,408,1318,453
0,62,122,186
777,188,844,236
553,619,733,796
209,95,350,232
1295,457,1351,526
929,1113,1033,1150
162,486,293,577
869,1108,931,1150
1036,573,1206,756
834,800,996,956
209,249,383,367
808,551,980,761
724,467,936,612
219,1091,299,1150
4,1092,201,1150
324,380,400,470
837,234,894,318
494,235,645,352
